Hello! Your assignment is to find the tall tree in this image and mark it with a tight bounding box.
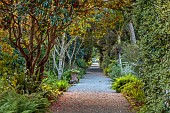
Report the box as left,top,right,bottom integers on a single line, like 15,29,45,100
52,33,80,79
0,0,83,79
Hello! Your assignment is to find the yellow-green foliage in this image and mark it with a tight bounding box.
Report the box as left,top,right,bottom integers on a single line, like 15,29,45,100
121,80,145,102
42,75,70,98
56,80,69,92
103,68,109,76
0,53,18,76
112,74,146,110
112,74,138,93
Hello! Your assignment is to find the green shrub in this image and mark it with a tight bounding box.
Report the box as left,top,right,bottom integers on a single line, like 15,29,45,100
56,80,70,92
0,72,42,94
121,80,145,102
0,51,25,77
42,74,70,100
77,68,86,79
42,72,57,85
62,70,71,81
87,61,92,66
121,43,140,75
103,67,109,76
62,68,85,81
76,59,88,69
42,76,70,92
108,61,121,79
0,90,49,113
112,74,138,93
70,69,80,73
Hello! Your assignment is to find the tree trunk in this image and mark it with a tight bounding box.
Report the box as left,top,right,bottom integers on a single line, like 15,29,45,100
26,60,32,75
58,58,64,80
117,35,122,74
129,21,136,44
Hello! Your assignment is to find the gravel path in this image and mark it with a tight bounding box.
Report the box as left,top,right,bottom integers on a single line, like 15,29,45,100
50,63,134,113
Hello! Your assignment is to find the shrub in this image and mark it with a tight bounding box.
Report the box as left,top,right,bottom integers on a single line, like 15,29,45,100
103,67,109,76
121,80,145,102
121,43,140,75
0,72,42,94
77,68,86,79
0,90,49,113
56,80,70,92
108,61,121,79
87,61,92,66
112,74,138,93
76,59,88,69
122,63,134,75
62,68,85,81
70,69,80,73
0,50,25,77
42,75,70,100
62,70,71,81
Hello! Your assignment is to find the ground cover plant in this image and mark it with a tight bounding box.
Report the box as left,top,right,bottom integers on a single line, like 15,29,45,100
112,74,145,111
112,74,138,93
0,90,49,113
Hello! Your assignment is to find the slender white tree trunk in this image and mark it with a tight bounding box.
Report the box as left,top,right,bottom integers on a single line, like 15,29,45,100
58,58,63,80
53,34,78,79
72,41,82,67
129,21,136,44
117,35,122,74
53,33,66,80
67,37,78,68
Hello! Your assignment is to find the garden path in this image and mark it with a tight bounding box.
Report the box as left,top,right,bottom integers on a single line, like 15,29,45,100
50,63,134,113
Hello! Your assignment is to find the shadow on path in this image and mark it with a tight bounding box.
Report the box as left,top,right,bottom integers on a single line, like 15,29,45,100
86,63,103,73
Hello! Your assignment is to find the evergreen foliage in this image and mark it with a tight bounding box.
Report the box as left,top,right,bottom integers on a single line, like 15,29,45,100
133,0,170,112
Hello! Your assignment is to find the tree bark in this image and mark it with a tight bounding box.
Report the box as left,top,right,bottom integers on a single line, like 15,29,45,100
117,35,122,74
129,21,136,44
58,58,64,80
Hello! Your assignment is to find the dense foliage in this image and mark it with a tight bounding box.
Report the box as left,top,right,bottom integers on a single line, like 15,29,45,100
42,74,70,99
62,68,86,81
112,74,138,93
0,90,49,113
107,60,121,79
121,80,145,102
112,74,145,110
133,0,170,112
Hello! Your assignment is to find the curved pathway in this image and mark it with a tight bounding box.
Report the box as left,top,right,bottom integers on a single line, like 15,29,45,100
50,63,134,113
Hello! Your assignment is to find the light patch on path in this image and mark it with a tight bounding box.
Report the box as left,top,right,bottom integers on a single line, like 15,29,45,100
50,63,134,113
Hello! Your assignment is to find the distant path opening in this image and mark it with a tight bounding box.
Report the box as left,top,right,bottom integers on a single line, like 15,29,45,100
50,63,134,113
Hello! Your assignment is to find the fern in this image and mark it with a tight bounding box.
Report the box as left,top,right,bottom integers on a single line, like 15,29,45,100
112,74,138,93
0,90,49,113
